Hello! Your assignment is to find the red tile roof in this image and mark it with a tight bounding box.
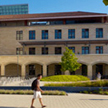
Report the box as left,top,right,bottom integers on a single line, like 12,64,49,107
0,11,107,21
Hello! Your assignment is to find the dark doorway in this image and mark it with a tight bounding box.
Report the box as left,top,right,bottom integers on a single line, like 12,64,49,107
96,64,103,75
82,64,87,76
29,65,35,75
55,65,61,75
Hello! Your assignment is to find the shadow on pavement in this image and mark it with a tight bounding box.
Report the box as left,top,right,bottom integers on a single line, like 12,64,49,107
81,99,108,101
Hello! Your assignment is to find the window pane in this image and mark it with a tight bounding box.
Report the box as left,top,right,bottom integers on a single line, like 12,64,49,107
68,29,75,39
96,28,103,38
82,29,89,38
55,47,61,54
29,30,35,40
55,30,62,39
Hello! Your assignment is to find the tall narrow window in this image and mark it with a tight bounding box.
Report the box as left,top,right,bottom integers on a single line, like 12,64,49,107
29,65,35,75
68,29,75,39
16,31,23,40
96,46,103,54
55,47,61,54
82,47,89,54
29,48,35,55
29,30,35,40
42,30,48,39
96,28,103,38
55,30,62,39
68,47,75,53
82,29,89,38
16,48,23,55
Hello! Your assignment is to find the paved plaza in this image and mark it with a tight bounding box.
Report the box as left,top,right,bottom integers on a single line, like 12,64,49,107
0,93,108,108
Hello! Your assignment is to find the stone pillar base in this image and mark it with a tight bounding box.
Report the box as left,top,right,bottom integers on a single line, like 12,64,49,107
65,70,70,75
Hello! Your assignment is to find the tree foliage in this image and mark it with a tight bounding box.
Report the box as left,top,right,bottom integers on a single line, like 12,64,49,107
103,0,108,5
60,47,81,74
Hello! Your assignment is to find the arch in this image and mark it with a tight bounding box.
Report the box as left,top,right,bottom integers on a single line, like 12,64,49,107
5,63,21,77
5,62,22,66
47,61,60,65
91,61,108,65
26,62,42,77
25,61,43,66
78,60,89,65
47,62,61,76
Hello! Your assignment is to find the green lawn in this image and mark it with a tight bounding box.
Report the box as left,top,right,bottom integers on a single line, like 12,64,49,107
41,75,90,82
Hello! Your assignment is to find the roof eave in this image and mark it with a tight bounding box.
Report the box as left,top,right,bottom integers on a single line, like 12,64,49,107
0,15,107,22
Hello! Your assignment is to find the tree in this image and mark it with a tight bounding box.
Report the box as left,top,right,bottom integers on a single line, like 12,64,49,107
60,47,81,74
103,0,108,5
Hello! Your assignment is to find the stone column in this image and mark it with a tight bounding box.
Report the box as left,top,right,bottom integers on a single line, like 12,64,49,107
87,65,93,80
43,64,47,77
1,64,5,76
21,64,26,77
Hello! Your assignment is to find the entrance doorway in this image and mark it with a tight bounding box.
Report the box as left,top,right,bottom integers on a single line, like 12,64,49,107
55,65,61,75
29,65,35,75
82,64,87,76
96,65,103,76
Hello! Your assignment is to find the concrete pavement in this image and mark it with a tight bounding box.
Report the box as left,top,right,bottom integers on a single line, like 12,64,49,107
0,93,108,108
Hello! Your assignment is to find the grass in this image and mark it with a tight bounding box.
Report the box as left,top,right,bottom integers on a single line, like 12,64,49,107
41,75,90,82
44,80,108,87
0,90,66,95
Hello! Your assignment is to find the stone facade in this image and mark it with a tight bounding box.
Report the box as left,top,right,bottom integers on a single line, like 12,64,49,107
0,13,108,79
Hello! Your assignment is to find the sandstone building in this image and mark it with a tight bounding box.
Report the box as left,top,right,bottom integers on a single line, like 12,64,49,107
0,11,108,79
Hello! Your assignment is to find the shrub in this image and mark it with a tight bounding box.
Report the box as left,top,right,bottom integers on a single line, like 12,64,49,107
0,90,66,95
44,80,108,87
41,75,89,82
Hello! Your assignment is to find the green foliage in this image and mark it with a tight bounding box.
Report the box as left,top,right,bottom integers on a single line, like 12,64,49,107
44,80,108,87
83,89,108,95
60,47,81,74
0,90,66,95
41,75,89,82
103,0,108,5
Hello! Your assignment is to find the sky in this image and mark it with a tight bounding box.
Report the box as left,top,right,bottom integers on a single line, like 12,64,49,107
0,0,108,14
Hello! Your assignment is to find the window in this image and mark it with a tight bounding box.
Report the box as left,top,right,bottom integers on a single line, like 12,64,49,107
68,47,75,53
16,31,23,40
96,46,103,54
55,47,62,54
96,28,103,38
55,30,62,39
42,47,48,55
16,48,23,55
29,65,35,75
29,48,35,55
82,47,89,54
42,30,48,39
82,29,89,38
68,29,75,39
29,30,35,40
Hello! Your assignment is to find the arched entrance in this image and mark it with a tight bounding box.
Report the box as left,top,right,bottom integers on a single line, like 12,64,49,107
47,63,62,76
5,63,21,77
75,64,87,76
26,63,42,77
93,63,108,79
